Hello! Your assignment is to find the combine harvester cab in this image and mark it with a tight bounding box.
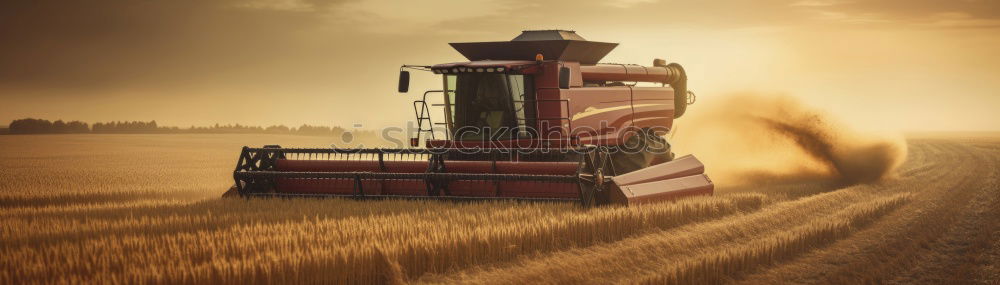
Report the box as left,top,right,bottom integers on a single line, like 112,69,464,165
230,30,713,207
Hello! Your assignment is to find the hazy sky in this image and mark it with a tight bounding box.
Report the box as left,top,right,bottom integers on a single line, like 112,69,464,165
2,0,998,131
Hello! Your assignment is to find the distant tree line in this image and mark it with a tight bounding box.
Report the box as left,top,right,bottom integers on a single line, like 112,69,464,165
8,118,90,134
5,118,349,137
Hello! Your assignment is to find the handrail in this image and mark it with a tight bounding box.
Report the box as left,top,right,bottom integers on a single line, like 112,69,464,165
412,90,446,142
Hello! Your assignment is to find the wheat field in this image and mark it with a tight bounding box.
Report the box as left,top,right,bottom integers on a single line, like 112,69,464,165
1,134,998,284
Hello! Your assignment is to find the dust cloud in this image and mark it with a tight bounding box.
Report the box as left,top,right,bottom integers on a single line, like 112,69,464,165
671,94,907,186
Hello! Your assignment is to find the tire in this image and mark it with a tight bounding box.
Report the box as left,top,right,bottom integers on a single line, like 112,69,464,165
222,185,240,198
612,129,674,174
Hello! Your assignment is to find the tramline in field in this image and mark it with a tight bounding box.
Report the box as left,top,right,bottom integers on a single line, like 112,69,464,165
228,30,713,207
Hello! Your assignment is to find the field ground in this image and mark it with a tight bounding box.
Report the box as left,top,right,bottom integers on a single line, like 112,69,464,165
1,134,998,284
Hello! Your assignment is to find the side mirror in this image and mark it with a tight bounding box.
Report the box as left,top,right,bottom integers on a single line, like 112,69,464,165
398,70,410,93
558,67,571,89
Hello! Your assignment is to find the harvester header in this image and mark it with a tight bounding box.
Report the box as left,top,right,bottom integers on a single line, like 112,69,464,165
228,30,713,207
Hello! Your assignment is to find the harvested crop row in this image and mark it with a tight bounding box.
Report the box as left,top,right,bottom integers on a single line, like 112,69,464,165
734,139,1000,284
638,194,911,284
417,182,902,284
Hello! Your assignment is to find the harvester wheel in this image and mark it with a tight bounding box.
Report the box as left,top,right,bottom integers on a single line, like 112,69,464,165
613,129,673,174
579,147,613,208
222,185,240,198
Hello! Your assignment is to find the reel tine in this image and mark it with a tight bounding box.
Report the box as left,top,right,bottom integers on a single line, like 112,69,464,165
585,149,597,171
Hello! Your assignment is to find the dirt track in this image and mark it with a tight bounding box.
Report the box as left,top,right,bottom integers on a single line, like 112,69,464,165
418,136,1000,284
0,134,997,284
737,137,1000,284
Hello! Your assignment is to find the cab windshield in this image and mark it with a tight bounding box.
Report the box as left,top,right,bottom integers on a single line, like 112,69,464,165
444,73,534,140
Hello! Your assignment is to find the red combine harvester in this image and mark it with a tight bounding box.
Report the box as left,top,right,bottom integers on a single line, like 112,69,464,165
230,30,712,207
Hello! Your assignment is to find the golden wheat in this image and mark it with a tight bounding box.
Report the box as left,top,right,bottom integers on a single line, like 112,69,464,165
3,134,991,284
638,194,911,284
414,182,908,284
0,135,767,284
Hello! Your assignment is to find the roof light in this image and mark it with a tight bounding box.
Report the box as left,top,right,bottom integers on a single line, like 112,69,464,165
535,53,544,62
496,67,505,72
486,68,495,72
475,68,484,72
451,68,458,73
